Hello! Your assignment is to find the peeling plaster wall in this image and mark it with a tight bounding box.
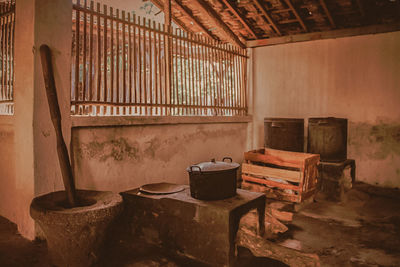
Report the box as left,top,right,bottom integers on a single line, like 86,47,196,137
253,31,400,187
72,123,248,192
0,120,16,222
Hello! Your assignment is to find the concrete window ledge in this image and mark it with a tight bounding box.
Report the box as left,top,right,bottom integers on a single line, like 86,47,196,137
71,115,252,128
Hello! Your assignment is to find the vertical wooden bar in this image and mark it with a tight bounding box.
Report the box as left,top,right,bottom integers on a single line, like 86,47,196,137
122,11,127,114
188,33,199,115
10,7,15,102
242,49,247,114
142,17,147,115
196,37,202,115
3,7,6,101
157,23,163,115
110,7,115,114
74,1,80,114
184,32,190,114
3,6,8,102
217,44,223,115
153,21,158,115
96,2,101,115
205,38,212,115
200,37,206,115
226,45,232,115
89,1,94,114
103,4,108,113
233,47,239,116
133,14,137,113
178,29,184,115
148,19,153,115
83,0,87,114
165,0,172,115
157,23,163,114
213,41,219,115
0,5,3,101
138,16,142,114
173,27,179,115
116,9,120,114
128,13,133,114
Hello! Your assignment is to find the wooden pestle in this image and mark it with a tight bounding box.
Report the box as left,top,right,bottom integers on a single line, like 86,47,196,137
40,44,77,207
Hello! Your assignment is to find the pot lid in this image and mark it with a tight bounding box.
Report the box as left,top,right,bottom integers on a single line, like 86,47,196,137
187,158,240,173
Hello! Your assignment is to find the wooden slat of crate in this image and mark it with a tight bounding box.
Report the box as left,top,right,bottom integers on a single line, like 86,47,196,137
241,180,301,203
242,175,299,191
242,163,301,183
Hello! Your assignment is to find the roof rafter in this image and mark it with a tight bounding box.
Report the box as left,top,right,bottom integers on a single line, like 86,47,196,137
190,0,246,48
319,0,336,28
172,0,216,40
283,0,308,32
253,0,282,36
150,0,193,33
219,0,257,39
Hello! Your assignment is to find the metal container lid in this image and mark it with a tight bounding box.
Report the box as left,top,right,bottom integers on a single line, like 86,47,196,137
308,117,347,123
187,158,240,173
264,117,304,122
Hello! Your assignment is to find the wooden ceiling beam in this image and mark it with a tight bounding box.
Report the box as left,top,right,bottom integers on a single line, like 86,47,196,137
172,0,216,40
150,0,193,33
190,0,246,48
319,0,336,28
219,0,257,39
254,0,282,36
246,23,400,48
283,0,308,32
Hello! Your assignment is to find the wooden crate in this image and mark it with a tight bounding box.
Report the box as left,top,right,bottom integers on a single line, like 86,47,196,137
242,148,320,203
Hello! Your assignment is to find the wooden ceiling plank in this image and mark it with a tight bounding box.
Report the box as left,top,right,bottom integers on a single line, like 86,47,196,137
220,0,257,39
172,0,216,40
254,0,282,36
319,0,336,28
284,0,308,32
246,22,400,48
150,0,193,34
190,0,246,48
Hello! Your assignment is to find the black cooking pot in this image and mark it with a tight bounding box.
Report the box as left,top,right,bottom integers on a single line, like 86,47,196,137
186,157,240,200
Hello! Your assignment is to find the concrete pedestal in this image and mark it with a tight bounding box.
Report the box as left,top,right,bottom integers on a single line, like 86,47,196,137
318,159,356,201
121,187,265,267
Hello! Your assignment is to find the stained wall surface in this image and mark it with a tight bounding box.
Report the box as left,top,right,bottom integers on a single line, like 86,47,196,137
0,120,17,222
72,123,248,192
253,31,400,187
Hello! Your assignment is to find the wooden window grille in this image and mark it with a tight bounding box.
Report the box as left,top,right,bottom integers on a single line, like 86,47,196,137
71,0,248,116
0,1,15,115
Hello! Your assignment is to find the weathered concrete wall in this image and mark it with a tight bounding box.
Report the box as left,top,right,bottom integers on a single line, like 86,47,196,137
72,123,248,192
252,31,400,187
0,120,16,222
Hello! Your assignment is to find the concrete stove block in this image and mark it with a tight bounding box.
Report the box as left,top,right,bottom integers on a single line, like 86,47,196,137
121,186,265,267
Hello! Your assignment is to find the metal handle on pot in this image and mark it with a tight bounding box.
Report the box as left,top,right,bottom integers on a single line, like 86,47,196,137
190,165,202,173
222,157,232,163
